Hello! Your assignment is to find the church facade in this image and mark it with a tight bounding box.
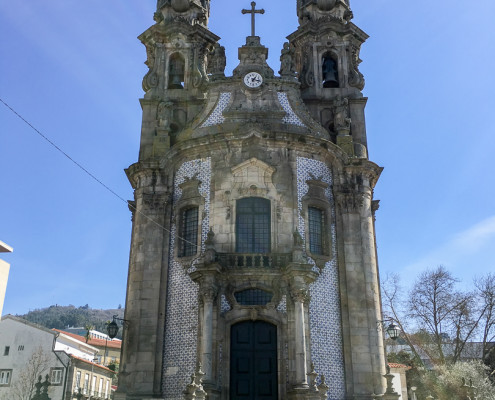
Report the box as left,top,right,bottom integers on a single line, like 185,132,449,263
116,1,387,399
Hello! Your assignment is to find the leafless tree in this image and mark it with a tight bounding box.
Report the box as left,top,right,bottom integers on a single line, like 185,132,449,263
382,266,487,366
381,273,425,365
475,273,495,365
8,346,51,400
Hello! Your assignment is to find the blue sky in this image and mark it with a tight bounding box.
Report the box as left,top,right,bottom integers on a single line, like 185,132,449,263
1,0,494,315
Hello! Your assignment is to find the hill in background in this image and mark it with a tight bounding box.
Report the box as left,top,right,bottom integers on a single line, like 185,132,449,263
17,304,125,338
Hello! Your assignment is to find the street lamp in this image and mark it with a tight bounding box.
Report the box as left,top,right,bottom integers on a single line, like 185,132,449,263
385,323,401,341
107,315,128,340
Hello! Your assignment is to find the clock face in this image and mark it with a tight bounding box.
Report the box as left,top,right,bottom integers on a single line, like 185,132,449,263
243,72,263,88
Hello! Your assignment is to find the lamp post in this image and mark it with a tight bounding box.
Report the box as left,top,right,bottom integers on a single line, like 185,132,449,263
373,319,402,400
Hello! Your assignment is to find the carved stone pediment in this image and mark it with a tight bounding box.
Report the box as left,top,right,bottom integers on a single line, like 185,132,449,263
231,158,276,197
179,176,202,201
304,179,329,201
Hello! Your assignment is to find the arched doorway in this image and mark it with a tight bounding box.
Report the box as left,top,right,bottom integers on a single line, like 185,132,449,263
230,321,278,399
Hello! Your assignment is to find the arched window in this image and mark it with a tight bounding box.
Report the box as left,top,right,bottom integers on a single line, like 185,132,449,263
322,54,339,88
236,197,271,253
308,207,324,255
179,207,199,257
168,53,185,89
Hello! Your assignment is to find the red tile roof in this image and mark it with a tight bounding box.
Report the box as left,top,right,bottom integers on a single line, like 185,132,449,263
53,329,122,349
388,362,411,370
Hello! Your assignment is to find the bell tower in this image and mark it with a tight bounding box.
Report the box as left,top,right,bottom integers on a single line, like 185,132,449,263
118,1,388,399
289,0,368,158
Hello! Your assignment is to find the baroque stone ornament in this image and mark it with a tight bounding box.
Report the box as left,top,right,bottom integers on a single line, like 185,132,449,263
335,190,365,214
208,43,226,78
317,0,337,12
332,95,351,134
279,42,296,77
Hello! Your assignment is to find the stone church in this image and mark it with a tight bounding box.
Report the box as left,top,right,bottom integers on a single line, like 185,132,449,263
116,0,387,399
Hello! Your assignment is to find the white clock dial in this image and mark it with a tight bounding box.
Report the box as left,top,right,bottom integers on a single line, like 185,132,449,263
243,72,263,88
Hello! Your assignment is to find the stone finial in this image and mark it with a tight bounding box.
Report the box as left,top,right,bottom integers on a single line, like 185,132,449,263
194,363,207,399
183,373,197,399
293,229,304,247
307,362,318,392
318,374,329,399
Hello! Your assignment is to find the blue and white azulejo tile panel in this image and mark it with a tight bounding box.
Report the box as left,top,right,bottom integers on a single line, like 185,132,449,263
296,157,345,400
162,158,211,398
278,92,306,127
201,92,231,127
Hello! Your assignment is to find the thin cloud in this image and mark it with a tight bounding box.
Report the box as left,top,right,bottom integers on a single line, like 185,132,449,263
402,215,495,275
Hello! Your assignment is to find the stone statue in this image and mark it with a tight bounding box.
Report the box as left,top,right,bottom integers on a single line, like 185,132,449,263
157,101,173,131
208,43,226,78
332,95,351,132
279,42,295,77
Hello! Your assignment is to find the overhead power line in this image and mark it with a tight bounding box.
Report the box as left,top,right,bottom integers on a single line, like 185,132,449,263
0,97,198,248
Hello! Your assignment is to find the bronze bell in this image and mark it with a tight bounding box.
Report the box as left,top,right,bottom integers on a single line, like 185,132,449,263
322,57,339,88
169,73,184,89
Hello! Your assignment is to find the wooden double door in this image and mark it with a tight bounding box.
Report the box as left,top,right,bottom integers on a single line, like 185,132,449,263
230,321,278,399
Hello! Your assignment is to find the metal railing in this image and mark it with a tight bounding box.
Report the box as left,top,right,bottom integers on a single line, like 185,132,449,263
215,253,291,269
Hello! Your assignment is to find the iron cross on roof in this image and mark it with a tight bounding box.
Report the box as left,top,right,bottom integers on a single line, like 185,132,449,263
242,2,265,37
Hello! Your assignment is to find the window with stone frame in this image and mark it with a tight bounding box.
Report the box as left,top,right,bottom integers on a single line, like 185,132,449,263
236,197,271,253
179,207,199,257
75,371,81,391
0,370,12,386
83,373,89,394
302,179,332,266
3,346,9,356
308,207,325,255
50,368,64,385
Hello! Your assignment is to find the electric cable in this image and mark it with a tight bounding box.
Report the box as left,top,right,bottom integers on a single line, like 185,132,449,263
0,97,199,248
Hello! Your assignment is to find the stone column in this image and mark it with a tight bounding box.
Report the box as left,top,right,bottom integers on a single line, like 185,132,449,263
292,288,309,388
200,285,217,381
286,263,316,393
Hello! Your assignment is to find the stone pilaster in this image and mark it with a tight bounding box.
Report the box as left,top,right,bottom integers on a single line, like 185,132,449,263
335,165,386,398
117,164,171,399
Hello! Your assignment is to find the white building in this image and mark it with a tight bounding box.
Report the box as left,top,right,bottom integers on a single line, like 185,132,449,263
0,241,13,317
0,315,114,399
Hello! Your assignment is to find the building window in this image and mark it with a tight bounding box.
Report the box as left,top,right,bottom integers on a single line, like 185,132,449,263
308,207,324,255
75,371,81,390
235,289,273,306
105,379,110,399
0,370,11,386
99,378,104,397
179,207,199,257
236,197,271,253
50,368,63,385
83,373,89,394
17,345,24,351
92,376,97,395
3,346,9,356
